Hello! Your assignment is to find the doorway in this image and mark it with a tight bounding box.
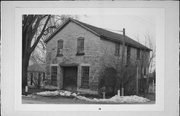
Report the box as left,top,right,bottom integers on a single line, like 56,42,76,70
63,66,78,92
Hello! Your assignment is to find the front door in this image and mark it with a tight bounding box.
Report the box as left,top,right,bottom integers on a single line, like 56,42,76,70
63,67,77,91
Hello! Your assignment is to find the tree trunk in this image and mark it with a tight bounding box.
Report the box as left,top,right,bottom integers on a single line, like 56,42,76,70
22,52,30,95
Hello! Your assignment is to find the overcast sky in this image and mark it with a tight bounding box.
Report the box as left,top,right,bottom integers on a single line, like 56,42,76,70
77,14,156,49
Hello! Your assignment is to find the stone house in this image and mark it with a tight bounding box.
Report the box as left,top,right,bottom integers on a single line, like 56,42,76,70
44,18,151,94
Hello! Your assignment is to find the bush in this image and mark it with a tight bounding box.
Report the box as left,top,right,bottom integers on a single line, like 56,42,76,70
98,67,117,96
123,64,137,95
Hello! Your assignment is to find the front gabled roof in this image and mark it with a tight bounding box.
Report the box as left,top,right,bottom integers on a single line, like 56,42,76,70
45,18,152,51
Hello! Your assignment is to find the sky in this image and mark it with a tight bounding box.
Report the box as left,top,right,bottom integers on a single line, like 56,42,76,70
77,14,156,49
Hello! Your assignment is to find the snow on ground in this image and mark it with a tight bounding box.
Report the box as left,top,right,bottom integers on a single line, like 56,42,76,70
36,90,59,96
76,95,150,103
36,90,78,97
35,90,150,103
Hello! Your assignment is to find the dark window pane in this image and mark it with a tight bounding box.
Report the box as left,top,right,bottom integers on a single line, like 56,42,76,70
115,43,120,56
57,40,63,56
81,66,89,88
51,66,57,86
127,46,131,64
137,49,140,60
77,37,84,55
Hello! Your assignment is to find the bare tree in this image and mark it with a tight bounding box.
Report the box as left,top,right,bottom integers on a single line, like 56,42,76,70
30,15,79,65
144,33,156,94
22,15,52,94
22,15,80,94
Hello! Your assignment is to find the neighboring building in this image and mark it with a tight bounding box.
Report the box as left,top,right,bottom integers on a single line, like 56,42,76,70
44,18,151,94
27,63,46,88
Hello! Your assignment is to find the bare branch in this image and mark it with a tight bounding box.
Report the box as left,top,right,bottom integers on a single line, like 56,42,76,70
30,15,51,53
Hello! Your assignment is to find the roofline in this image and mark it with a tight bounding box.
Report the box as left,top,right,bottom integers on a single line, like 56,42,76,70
44,18,100,43
44,18,152,51
44,18,70,43
71,18,100,37
100,35,152,51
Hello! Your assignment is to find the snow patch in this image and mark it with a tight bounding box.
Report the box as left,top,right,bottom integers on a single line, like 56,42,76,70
36,90,150,103
76,95,150,103
109,95,150,103
36,90,78,97
36,90,59,96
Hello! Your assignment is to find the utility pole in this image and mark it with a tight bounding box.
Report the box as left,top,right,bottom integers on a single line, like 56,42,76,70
120,28,125,96
116,28,126,96
136,66,139,95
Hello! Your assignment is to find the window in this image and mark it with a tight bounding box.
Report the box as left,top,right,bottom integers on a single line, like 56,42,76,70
127,46,131,64
57,40,63,56
81,66,89,88
137,49,140,60
51,66,57,86
115,43,120,56
77,37,85,55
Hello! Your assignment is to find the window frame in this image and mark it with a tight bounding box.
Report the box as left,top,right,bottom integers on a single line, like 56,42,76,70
50,65,58,86
76,37,85,55
127,46,131,64
114,43,120,56
137,49,140,60
57,39,63,57
81,66,90,89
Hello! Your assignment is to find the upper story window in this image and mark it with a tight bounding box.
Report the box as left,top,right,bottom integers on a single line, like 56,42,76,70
77,37,85,55
137,49,140,60
115,43,120,56
57,39,63,57
127,46,131,64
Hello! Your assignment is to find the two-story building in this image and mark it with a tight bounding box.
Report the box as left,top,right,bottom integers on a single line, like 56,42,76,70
44,18,151,94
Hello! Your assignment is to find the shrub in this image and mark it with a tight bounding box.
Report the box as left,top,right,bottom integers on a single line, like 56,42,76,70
98,67,117,96
123,64,137,95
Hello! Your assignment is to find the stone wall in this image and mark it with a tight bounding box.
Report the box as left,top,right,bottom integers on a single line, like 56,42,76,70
46,21,151,94
46,21,102,93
